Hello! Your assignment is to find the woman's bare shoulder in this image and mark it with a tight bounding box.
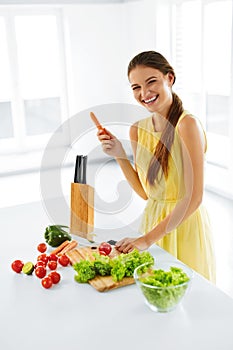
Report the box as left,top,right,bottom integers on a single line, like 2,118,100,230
129,122,139,141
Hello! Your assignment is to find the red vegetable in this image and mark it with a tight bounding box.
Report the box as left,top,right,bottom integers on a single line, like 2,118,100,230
41,276,53,289
37,243,47,253
98,242,112,256
47,260,57,270
48,254,58,262
58,255,70,267
35,266,47,279
37,254,49,265
11,260,24,273
49,271,61,284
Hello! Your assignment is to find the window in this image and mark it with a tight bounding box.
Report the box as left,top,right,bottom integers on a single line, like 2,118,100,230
0,8,69,156
170,0,233,195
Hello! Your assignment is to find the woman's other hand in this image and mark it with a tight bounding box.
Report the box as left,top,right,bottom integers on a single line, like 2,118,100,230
97,129,126,159
115,236,150,253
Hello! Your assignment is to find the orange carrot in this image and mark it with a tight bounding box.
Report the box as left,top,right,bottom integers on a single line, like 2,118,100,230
51,240,70,255
90,112,109,136
57,240,78,256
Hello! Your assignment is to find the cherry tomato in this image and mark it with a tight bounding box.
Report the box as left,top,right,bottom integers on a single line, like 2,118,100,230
98,242,112,256
41,276,53,289
34,260,46,269
35,266,47,279
48,254,58,262
99,250,107,256
11,260,24,273
37,254,49,265
37,243,47,253
49,271,61,284
47,260,57,270
58,255,70,267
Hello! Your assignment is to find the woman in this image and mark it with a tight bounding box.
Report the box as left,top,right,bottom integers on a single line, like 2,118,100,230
97,51,215,282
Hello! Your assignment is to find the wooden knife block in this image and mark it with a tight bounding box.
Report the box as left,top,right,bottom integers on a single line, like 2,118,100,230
70,183,94,239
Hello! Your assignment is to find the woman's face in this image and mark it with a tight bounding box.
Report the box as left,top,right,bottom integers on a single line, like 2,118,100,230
129,65,174,115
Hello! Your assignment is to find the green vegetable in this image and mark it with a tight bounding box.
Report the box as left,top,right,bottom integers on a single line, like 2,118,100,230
139,266,190,311
44,225,72,247
111,259,126,282
92,253,112,276
72,249,154,284
73,260,96,283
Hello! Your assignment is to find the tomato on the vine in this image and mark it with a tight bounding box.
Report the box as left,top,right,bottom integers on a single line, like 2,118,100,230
41,276,53,289
49,271,61,284
11,260,24,273
98,242,112,256
37,243,47,253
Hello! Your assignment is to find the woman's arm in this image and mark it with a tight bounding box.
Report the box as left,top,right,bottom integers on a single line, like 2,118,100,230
116,115,206,252
97,124,147,200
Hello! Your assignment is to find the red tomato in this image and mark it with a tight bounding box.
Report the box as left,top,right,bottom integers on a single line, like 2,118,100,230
98,242,112,256
37,254,49,265
37,243,47,253
58,255,70,267
35,260,46,269
41,276,53,289
11,260,24,273
49,271,61,284
35,266,47,279
99,250,107,256
47,260,57,270
48,254,58,262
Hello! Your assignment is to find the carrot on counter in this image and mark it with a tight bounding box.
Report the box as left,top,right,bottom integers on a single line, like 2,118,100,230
58,240,78,256
51,240,70,256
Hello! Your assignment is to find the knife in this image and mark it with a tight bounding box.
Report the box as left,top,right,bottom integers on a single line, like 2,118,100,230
74,155,82,183
82,155,87,184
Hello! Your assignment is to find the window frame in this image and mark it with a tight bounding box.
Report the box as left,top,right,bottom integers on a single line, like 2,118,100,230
0,6,70,155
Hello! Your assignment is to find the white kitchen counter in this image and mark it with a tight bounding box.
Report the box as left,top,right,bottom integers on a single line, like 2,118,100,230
1,200,233,350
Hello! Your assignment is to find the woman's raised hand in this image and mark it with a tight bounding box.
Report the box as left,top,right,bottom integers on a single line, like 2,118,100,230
97,129,126,159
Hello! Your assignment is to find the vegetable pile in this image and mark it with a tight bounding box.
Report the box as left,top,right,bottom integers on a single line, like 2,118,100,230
11,225,78,289
73,249,154,283
138,266,190,311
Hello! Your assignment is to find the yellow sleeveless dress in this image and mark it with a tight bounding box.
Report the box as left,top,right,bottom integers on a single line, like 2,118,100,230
136,110,216,282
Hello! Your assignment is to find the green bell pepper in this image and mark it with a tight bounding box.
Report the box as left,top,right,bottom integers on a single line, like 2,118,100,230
44,225,72,247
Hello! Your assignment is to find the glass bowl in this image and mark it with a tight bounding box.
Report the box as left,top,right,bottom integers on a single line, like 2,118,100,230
133,260,193,313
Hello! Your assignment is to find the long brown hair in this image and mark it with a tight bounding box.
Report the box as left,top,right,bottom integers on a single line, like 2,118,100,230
128,51,184,185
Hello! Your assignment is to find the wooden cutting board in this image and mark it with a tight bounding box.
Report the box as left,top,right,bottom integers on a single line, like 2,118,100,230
66,246,135,292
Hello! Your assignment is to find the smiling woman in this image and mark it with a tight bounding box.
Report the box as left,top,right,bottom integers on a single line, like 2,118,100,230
96,50,216,283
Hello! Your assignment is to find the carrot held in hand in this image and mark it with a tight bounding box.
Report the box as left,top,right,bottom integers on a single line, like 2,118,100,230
90,112,110,137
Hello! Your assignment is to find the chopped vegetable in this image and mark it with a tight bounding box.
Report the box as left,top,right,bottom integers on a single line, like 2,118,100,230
73,260,96,283
93,253,112,276
22,262,34,275
73,249,154,283
139,266,190,310
44,225,72,247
